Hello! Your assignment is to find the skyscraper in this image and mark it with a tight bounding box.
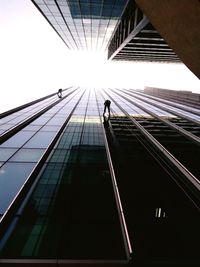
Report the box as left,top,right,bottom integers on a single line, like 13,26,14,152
31,0,200,79
0,1,200,266
31,0,129,51
0,87,200,265
108,0,180,62
31,0,180,62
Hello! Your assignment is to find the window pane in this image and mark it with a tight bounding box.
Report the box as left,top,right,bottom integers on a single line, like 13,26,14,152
23,125,41,131
0,162,36,214
0,148,17,161
9,149,45,162
0,131,34,148
40,125,61,132
32,116,50,125
24,132,56,148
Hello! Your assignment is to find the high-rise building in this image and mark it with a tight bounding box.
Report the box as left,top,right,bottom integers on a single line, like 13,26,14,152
31,0,200,79
1,1,199,266
0,87,200,266
31,0,180,62
108,1,180,62
31,0,129,51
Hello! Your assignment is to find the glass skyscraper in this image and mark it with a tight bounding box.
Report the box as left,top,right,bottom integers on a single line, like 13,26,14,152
108,0,180,62
0,1,200,266
31,0,128,51
0,87,200,265
31,0,180,63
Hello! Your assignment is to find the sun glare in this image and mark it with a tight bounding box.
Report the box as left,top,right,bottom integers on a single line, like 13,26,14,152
65,51,109,87
63,51,200,91
0,0,199,114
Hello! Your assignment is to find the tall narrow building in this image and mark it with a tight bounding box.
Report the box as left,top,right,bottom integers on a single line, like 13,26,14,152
0,87,200,266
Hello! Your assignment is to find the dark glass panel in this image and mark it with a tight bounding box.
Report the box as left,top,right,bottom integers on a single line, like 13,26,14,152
50,149,70,163
1,147,126,259
0,162,36,214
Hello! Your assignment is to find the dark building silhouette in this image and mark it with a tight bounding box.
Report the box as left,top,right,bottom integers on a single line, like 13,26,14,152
0,87,200,266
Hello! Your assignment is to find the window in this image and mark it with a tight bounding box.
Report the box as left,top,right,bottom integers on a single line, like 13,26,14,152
24,132,56,148
9,148,45,162
0,162,36,214
0,131,34,148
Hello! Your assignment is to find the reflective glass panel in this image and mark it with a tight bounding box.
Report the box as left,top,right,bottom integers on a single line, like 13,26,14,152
22,125,41,131
40,125,61,132
9,149,45,162
24,132,56,148
31,116,51,125
0,148,18,161
0,131,34,148
0,162,36,214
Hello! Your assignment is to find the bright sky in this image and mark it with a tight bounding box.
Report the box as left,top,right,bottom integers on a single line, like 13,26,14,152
0,0,199,113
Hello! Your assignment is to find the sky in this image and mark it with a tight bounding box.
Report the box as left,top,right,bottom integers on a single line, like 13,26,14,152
0,0,199,113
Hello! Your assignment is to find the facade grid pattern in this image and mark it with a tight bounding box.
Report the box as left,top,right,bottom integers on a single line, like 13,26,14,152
32,0,128,52
108,0,181,62
0,87,200,265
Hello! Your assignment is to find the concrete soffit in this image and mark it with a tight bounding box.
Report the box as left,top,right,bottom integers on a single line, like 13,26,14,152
135,0,200,79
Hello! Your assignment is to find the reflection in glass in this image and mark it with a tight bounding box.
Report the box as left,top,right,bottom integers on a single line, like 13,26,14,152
9,149,45,162
0,131,34,148
0,90,128,260
0,148,18,162
0,146,126,259
0,162,36,214
31,0,128,51
24,132,56,148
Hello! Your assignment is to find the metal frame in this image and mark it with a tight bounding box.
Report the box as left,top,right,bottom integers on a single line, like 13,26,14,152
0,90,85,241
113,89,200,146
134,90,200,117
103,89,200,193
108,1,180,62
129,90,200,126
0,88,78,145
95,90,133,262
109,15,149,60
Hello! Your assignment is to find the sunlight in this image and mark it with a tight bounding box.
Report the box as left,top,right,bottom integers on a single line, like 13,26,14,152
63,51,200,91
0,0,199,114
62,51,143,88
63,51,109,87
64,50,146,89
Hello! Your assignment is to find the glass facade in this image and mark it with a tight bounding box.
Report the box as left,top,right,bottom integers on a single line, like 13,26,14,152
30,0,181,61
0,87,200,265
31,0,128,51
108,1,180,62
